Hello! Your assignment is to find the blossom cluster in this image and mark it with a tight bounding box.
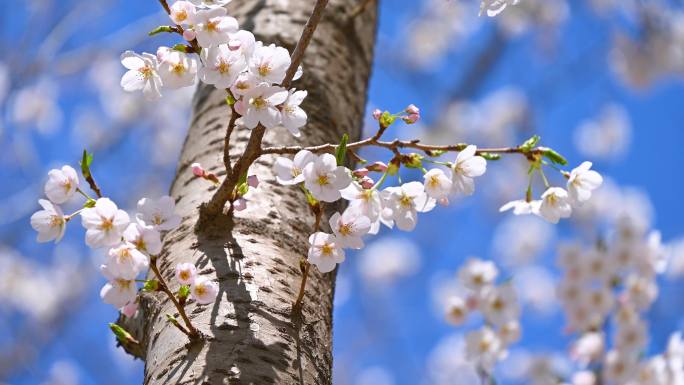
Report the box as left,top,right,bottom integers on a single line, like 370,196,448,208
554,219,684,385
120,0,307,135
272,141,489,273
29,164,218,315
500,161,603,224
444,258,521,372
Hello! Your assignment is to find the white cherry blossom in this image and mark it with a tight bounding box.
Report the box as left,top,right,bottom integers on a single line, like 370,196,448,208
136,196,181,231
169,1,196,25
274,150,315,185
100,264,137,309
157,49,198,89
383,182,436,231
105,242,149,280
44,165,79,204
248,43,291,84
191,276,218,304
80,198,130,248
538,187,572,224
423,168,452,200
236,84,288,129
30,199,66,243
329,208,371,249
231,72,258,96
123,222,162,256
199,44,246,88
451,145,487,196
308,232,345,273
229,30,256,58
567,162,603,204
302,153,351,202
499,199,541,215
480,284,520,327
279,89,308,137
340,182,384,234
458,258,498,292
175,262,198,285
465,326,506,370
444,296,469,326
120,51,162,100
480,0,520,17
194,8,238,48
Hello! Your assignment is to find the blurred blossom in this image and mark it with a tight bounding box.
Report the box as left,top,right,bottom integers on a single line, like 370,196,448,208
430,270,469,320
495,0,569,37
0,62,10,104
526,354,572,385
11,78,63,135
72,107,108,148
423,334,479,385
512,266,558,315
498,348,533,382
357,237,421,287
574,104,631,161
355,366,395,385
665,237,684,278
493,215,555,266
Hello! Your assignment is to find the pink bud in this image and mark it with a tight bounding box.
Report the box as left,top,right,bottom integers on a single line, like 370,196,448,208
352,168,369,178
366,161,388,173
233,198,247,211
228,39,242,51
372,109,382,120
191,162,205,177
359,176,375,189
122,301,138,318
405,104,420,115
402,113,420,124
438,197,449,207
247,175,259,188
183,29,196,41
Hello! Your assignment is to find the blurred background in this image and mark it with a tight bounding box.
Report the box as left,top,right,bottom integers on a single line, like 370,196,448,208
2,0,684,384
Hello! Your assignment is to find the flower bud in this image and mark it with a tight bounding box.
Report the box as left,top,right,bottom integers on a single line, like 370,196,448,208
247,174,259,188
438,197,450,207
359,176,375,189
405,104,420,115
182,29,196,42
233,198,247,211
372,108,382,120
402,113,420,124
191,162,205,177
366,161,388,173
352,168,369,178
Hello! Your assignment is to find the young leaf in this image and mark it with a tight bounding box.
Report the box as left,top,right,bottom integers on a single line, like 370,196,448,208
335,133,349,166
539,147,568,165
149,25,176,36
520,135,541,152
479,152,501,161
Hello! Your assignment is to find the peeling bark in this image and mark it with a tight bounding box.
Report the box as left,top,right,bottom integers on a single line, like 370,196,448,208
120,1,377,384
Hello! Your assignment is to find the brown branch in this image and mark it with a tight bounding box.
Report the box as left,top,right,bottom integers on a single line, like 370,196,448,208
223,89,239,174
203,0,330,216
149,256,200,340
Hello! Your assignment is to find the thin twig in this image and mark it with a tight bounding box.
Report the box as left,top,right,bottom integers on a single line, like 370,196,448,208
149,257,200,339
223,89,239,174
204,0,330,216
292,204,323,313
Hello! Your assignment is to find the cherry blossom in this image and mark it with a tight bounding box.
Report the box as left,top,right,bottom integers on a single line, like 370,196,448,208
120,51,163,100
44,165,79,204
458,258,498,292
567,161,604,204
248,43,291,84
383,182,436,231
194,8,238,48
157,49,199,89
274,150,315,185
480,0,520,17
341,182,384,234
235,84,288,129
30,199,66,243
451,145,487,196
279,89,308,137
191,276,219,304
329,208,371,249
423,168,452,200
480,284,520,327
302,153,351,202
105,242,150,280
444,296,469,326
123,222,162,256
199,44,247,88
308,232,345,273
465,327,506,371
169,1,196,25
100,264,137,309
499,199,541,215
136,196,181,231
80,198,130,248
538,187,573,224
175,262,198,285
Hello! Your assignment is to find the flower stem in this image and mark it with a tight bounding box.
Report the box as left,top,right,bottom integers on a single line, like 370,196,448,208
149,256,200,340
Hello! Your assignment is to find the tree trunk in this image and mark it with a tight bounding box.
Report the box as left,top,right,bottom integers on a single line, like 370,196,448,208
122,1,377,384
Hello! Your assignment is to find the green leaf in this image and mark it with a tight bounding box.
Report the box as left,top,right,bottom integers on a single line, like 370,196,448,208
237,182,249,196
149,25,175,36
520,135,541,152
178,285,190,300
109,323,136,344
479,152,501,161
79,149,93,179
539,147,568,165
335,133,349,166
143,280,159,291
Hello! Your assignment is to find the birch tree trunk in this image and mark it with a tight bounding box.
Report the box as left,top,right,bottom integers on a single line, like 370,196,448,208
121,1,378,384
